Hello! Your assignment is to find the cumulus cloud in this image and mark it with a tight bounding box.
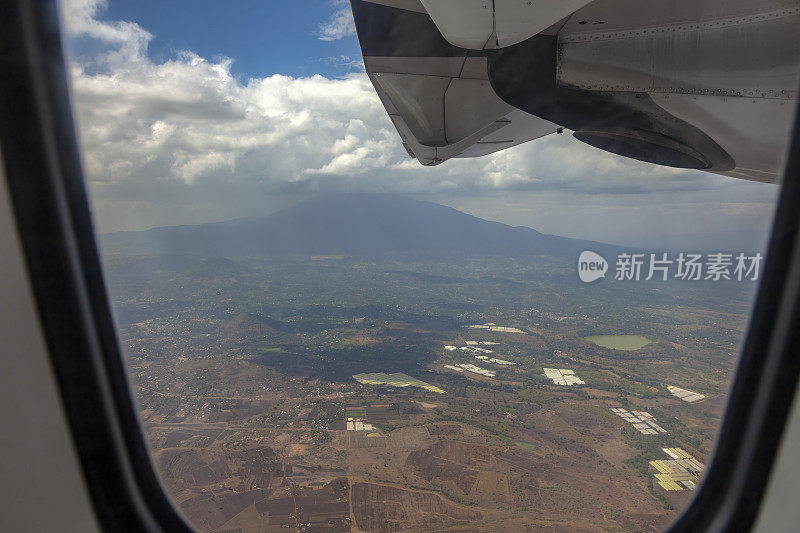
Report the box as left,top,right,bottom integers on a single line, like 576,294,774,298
318,1,356,41
57,0,775,248
61,0,152,68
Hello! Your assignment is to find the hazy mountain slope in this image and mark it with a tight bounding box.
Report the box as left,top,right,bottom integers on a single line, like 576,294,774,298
101,194,616,258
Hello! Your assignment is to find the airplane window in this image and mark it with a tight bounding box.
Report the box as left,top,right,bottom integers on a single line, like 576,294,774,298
57,0,798,531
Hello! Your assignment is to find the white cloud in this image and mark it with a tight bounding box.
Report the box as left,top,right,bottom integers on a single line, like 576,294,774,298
57,0,775,248
60,0,152,67
320,55,364,72
318,2,356,41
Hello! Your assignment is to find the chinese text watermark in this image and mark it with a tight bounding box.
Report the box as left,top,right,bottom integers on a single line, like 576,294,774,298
578,251,762,283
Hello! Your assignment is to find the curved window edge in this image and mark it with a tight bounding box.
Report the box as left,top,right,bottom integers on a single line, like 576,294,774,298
0,1,798,531
0,1,192,531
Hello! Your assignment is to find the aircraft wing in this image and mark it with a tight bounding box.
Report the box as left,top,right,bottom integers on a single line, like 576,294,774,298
353,0,560,166
351,0,800,181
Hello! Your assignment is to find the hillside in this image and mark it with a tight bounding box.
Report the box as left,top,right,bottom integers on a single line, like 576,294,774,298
221,313,289,343
101,193,615,258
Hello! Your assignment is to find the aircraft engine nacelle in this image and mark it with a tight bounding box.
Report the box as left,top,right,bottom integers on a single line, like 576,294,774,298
352,0,800,182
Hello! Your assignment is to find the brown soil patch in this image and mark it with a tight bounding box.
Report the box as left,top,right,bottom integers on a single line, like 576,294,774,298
351,482,481,532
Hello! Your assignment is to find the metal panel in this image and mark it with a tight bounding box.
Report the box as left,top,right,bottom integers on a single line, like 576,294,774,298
558,9,800,99
420,0,593,50
365,56,466,77
559,0,798,36
372,72,451,145
651,94,797,183
457,110,557,158
459,56,491,80
493,0,594,47
419,0,494,50
445,78,513,143
367,60,555,164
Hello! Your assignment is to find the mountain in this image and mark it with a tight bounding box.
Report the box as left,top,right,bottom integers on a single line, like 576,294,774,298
101,193,617,258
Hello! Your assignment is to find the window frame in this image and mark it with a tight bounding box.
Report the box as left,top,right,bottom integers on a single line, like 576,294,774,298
0,1,192,531
0,1,798,531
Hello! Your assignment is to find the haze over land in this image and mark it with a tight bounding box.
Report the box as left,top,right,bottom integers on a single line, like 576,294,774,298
101,193,756,532
102,194,620,258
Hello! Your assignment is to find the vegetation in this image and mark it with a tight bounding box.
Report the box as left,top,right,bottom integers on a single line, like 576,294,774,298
108,249,750,532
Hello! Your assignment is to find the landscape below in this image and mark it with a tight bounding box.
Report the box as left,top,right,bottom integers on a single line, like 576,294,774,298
106,195,752,532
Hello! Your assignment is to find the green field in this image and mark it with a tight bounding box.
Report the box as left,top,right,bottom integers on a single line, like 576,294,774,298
346,407,367,417
258,347,288,354
584,335,653,351
352,372,446,394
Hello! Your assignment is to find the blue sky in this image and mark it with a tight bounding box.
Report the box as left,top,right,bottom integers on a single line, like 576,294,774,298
60,0,781,251
98,0,363,79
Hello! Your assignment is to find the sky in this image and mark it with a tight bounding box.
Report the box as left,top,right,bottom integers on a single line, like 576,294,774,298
59,0,782,250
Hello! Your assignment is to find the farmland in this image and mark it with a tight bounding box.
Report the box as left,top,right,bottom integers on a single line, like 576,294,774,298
107,252,752,532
